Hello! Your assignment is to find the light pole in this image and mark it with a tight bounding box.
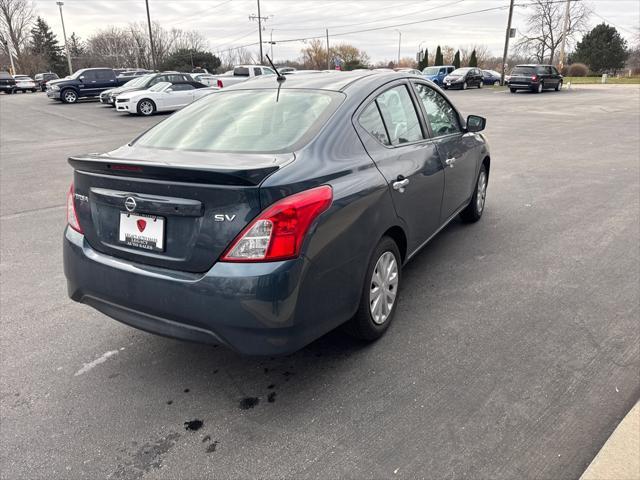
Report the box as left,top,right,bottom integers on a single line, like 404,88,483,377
56,1,73,75
557,0,571,69
395,29,402,66
1,38,16,75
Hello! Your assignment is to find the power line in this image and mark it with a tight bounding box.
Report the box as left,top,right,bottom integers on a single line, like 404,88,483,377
165,0,234,27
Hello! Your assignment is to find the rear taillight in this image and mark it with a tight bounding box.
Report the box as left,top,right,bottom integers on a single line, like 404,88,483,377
217,79,223,88
67,183,83,233
221,185,332,262
531,75,538,81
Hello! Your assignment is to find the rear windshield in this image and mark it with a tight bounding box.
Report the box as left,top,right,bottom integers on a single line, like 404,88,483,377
512,66,535,75
135,89,344,153
234,67,250,77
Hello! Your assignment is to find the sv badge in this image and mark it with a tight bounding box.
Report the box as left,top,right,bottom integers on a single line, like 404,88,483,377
213,214,237,222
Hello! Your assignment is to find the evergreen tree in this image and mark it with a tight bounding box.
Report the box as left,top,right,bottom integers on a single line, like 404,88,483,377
417,48,429,70
434,45,443,66
68,32,85,58
469,49,478,67
160,48,221,73
453,50,461,69
572,23,628,74
30,17,64,73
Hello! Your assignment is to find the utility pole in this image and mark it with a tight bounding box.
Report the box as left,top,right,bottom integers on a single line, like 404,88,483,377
249,0,270,64
326,29,330,70
500,0,515,86
56,1,73,75
395,29,402,66
145,0,157,71
558,0,571,69
269,30,275,59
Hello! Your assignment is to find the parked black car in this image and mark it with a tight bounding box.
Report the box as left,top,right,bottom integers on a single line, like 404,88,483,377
63,71,491,355
46,68,129,103
443,68,484,90
0,71,16,94
507,64,563,93
100,72,194,106
34,72,59,91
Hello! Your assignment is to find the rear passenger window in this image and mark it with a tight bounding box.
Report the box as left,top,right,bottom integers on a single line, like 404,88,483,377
359,102,390,146
375,85,423,145
414,83,461,137
253,68,263,76
171,83,195,91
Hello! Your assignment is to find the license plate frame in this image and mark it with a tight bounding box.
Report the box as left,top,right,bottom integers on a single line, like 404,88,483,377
118,212,165,252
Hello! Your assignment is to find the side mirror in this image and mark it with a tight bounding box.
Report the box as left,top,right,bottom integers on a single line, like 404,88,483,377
78,76,85,81
466,115,486,133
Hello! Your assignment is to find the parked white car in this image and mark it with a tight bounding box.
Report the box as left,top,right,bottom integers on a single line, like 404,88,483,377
207,65,276,88
115,81,218,116
13,75,37,93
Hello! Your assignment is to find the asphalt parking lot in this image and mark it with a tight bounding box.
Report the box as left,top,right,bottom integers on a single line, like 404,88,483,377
1,85,639,479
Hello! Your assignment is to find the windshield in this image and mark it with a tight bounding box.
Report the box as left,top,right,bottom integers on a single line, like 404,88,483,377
422,67,441,75
512,66,535,75
15,76,32,80
450,68,470,76
135,89,344,153
149,82,171,92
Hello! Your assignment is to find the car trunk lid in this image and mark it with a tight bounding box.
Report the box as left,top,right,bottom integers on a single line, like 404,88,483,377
70,146,293,273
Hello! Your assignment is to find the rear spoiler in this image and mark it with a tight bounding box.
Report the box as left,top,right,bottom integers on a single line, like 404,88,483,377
68,156,279,187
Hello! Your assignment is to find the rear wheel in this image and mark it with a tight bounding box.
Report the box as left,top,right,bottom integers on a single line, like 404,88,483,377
61,89,78,103
536,82,543,93
137,99,156,116
555,81,562,91
510,88,517,93
460,164,488,223
494,80,500,86
478,81,483,89
344,236,401,341
462,81,468,90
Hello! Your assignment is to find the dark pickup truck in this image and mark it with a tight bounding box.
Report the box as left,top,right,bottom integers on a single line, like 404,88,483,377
0,71,16,94
46,68,129,103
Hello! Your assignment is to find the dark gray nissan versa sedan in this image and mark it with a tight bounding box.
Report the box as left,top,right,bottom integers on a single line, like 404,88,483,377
64,71,490,355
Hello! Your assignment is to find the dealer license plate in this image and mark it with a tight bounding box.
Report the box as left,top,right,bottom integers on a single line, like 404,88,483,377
119,212,165,252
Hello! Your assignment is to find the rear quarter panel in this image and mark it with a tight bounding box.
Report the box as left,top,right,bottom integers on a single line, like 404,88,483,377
260,105,402,333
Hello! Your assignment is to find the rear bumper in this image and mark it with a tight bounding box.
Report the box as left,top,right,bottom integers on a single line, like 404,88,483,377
63,227,321,356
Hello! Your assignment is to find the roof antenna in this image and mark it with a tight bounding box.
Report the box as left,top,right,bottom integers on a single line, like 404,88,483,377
265,54,285,102
265,54,286,82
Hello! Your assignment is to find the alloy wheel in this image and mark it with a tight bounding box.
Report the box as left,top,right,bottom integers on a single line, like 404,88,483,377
64,90,77,103
476,170,487,214
369,251,399,325
537,83,543,93
139,101,154,115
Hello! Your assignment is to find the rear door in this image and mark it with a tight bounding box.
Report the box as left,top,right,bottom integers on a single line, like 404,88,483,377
412,81,477,221
96,69,117,91
354,81,445,251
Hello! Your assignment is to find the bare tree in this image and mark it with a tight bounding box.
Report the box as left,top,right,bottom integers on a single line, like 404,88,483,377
515,0,590,64
0,0,34,67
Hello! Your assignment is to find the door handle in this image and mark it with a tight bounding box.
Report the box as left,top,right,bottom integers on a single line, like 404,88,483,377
392,178,410,192
445,158,456,168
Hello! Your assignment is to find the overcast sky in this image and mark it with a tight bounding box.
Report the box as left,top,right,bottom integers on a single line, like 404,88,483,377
32,0,640,63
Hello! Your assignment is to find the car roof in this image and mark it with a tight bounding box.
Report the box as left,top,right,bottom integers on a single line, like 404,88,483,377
227,70,426,93
516,64,551,67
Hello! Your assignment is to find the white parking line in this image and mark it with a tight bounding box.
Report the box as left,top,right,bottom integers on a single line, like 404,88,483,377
74,350,119,376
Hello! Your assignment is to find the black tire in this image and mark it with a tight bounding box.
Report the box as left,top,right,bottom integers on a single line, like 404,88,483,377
535,82,543,93
344,236,402,341
555,81,562,91
460,163,488,223
478,81,483,89
7,89,13,94
30,89,36,93
136,98,156,116
61,89,78,103
510,88,517,93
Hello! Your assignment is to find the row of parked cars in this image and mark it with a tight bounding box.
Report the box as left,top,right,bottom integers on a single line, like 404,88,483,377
0,71,60,93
